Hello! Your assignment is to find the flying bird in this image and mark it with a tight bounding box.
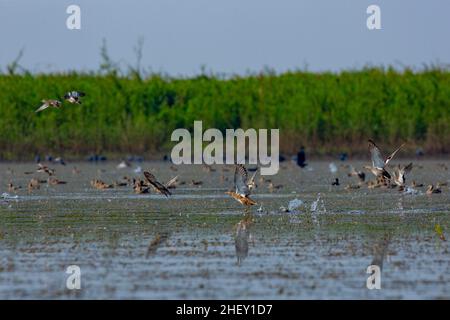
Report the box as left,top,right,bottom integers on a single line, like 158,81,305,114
35,99,62,113
143,171,172,197
392,163,413,187
247,168,258,191
165,175,179,189
36,163,55,176
367,139,405,179
64,91,86,104
225,164,257,206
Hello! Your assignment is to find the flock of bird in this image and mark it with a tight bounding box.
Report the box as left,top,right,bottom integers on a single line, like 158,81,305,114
3,138,447,209
341,139,445,195
35,91,85,113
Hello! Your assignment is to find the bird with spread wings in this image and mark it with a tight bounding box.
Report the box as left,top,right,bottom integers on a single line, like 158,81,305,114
226,164,257,206
365,139,405,180
143,171,172,197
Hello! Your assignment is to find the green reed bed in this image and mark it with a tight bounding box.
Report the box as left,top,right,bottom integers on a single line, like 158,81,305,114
0,67,449,159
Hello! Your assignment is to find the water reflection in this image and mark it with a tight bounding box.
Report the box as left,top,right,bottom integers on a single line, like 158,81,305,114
371,233,391,271
234,213,253,266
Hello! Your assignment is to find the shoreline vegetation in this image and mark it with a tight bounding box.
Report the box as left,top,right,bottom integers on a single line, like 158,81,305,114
1,51,449,160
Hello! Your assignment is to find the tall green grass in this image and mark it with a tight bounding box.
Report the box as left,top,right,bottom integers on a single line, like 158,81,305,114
0,67,449,160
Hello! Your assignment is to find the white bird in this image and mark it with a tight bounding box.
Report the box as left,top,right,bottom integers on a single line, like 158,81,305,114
64,91,86,104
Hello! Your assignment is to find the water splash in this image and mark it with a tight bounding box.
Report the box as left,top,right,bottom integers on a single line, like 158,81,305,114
288,198,304,212
310,193,326,213
402,186,422,195
329,163,338,173
1,193,19,200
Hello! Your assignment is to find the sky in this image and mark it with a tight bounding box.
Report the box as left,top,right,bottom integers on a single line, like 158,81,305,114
0,0,449,75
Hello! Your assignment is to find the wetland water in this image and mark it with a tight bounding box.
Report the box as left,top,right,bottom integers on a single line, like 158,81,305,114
0,160,449,299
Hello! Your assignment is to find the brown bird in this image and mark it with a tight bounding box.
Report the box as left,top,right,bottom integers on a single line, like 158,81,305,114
133,179,150,194
143,171,172,197
35,99,62,113
28,178,40,191
37,163,55,176
190,180,203,186
345,184,360,190
411,180,424,188
8,182,21,192
91,179,113,190
47,177,67,185
426,185,442,195
366,139,405,180
268,182,283,192
348,166,366,183
225,164,257,206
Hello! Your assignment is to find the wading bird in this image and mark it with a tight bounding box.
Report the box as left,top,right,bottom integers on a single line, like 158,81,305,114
348,166,366,183
225,164,257,206
91,179,113,190
64,91,85,104
47,177,67,185
366,139,405,180
143,171,172,197
8,182,21,192
133,179,150,194
35,99,62,113
426,185,442,195
27,178,40,191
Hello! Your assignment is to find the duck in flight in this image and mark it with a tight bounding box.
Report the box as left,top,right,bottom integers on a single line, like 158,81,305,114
392,163,413,189
143,171,172,197
64,91,85,104
225,164,257,206
365,139,405,180
35,99,62,113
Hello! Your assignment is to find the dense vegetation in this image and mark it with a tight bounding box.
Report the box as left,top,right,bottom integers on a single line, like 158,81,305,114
0,67,449,160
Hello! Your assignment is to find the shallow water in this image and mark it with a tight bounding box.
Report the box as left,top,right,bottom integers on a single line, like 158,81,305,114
0,160,449,299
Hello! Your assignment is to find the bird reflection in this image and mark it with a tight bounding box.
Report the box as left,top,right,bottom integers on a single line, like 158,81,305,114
371,233,391,271
146,232,170,258
234,214,253,266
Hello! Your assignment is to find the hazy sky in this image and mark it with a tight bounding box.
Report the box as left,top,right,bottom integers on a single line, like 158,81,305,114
0,0,449,75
